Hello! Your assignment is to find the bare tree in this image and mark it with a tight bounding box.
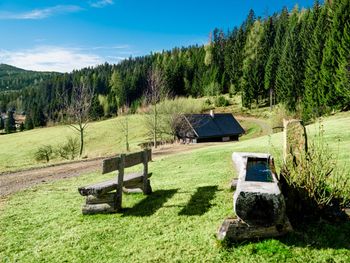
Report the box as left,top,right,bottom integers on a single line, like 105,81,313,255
116,105,130,152
64,78,94,156
145,67,167,148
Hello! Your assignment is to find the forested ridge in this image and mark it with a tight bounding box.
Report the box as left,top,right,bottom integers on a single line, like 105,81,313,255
0,64,58,92
0,0,349,130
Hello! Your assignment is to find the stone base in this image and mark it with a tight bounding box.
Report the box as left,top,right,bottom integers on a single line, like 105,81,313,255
217,217,293,241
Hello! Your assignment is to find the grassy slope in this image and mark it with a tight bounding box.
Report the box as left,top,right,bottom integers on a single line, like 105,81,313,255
0,114,261,173
1,112,349,262
0,115,147,172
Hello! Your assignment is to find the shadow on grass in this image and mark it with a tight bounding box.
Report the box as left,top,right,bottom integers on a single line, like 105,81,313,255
178,185,218,216
278,220,350,249
221,220,350,250
122,189,178,217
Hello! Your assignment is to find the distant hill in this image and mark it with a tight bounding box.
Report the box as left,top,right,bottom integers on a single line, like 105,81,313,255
0,64,59,91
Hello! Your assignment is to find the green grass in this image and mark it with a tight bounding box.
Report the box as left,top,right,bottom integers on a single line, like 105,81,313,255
1,112,350,262
0,115,148,172
0,111,266,173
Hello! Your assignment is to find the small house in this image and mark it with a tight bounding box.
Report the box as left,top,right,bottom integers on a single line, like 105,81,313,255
176,111,245,143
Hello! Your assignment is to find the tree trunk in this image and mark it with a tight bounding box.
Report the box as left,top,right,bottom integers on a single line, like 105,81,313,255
126,116,129,152
80,126,84,156
153,104,157,149
270,87,273,111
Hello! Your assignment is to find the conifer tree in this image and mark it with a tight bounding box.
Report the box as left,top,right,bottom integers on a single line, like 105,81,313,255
24,115,34,130
264,7,289,108
320,0,350,108
303,4,330,119
5,110,16,134
275,7,303,111
0,116,4,130
241,20,264,108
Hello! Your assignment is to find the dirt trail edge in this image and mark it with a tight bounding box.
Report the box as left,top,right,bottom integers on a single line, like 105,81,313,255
0,143,222,197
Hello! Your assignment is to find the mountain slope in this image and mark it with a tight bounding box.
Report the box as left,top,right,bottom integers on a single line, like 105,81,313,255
0,64,59,91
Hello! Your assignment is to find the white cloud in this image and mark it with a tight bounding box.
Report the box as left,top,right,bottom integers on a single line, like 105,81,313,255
0,5,82,20
0,46,104,72
90,0,114,8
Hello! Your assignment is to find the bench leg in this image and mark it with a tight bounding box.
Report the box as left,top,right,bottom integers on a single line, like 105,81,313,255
142,179,152,195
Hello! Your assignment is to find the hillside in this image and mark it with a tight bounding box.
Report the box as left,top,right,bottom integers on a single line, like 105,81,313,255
0,64,58,92
0,111,263,172
1,111,349,262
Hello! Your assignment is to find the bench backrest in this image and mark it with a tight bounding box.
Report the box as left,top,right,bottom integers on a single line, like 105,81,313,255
102,149,152,174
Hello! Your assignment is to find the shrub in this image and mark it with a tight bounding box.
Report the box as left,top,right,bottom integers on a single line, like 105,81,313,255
280,124,350,222
35,145,54,163
57,137,80,160
215,95,230,107
204,98,212,106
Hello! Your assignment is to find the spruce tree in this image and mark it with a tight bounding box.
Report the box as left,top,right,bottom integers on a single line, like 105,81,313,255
24,115,34,130
241,20,264,108
275,7,303,111
5,111,16,134
334,0,350,108
320,0,350,109
303,4,330,119
0,116,4,130
264,7,289,108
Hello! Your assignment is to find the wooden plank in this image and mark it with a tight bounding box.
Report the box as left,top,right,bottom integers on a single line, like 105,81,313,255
102,156,120,174
78,172,152,197
78,179,118,196
124,151,143,168
82,203,117,215
86,193,115,204
102,149,151,173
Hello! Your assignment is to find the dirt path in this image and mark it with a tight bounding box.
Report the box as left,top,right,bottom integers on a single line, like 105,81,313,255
236,116,272,137
0,116,270,198
0,142,222,197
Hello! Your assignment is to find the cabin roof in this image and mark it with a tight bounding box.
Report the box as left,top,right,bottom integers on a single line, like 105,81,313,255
183,113,244,138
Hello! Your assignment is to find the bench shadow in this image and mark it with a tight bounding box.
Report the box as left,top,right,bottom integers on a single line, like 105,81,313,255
122,189,178,217
178,185,218,216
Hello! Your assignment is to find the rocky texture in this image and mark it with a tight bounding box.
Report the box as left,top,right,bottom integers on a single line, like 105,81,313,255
232,152,287,226
217,218,293,241
283,119,307,164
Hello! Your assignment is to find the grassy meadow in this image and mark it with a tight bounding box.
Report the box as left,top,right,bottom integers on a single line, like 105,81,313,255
1,111,349,262
0,110,262,173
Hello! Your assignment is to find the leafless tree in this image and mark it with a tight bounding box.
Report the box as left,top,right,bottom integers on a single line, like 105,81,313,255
64,78,94,156
145,67,167,148
116,105,130,152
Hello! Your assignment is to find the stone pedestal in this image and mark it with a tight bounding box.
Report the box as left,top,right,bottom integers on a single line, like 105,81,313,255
217,152,292,241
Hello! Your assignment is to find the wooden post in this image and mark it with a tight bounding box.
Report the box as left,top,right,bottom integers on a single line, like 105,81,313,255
142,149,151,194
115,154,125,210
283,119,308,164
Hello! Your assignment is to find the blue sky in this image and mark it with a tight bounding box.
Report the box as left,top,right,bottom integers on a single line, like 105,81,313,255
0,0,314,72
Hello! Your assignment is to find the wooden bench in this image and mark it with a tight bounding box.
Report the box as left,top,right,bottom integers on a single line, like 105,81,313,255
78,149,152,215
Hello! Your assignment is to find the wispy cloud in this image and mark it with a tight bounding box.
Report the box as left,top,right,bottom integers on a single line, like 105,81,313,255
0,5,82,20
0,46,103,72
90,0,114,8
0,45,131,72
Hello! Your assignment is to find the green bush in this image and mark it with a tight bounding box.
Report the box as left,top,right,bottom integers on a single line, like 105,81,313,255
282,125,350,207
215,95,230,107
56,137,80,160
34,145,54,163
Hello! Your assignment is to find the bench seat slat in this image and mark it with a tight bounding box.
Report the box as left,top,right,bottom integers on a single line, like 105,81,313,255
78,172,152,196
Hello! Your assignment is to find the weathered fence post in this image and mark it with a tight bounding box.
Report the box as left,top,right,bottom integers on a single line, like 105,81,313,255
283,119,307,164
115,154,125,210
142,149,152,194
